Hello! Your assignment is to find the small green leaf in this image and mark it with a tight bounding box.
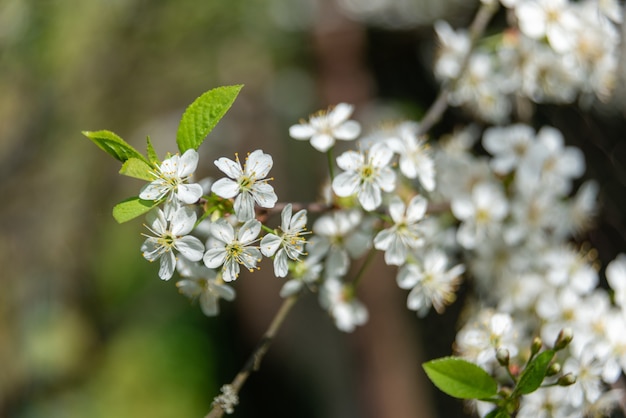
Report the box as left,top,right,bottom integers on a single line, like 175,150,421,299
83,130,148,163
423,357,498,400
119,158,155,181
146,136,159,165
112,197,159,223
514,350,555,395
176,84,243,153
484,408,511,418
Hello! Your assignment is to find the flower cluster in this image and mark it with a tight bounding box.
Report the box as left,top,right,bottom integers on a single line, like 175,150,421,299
92,2,626,415
436,0,622,123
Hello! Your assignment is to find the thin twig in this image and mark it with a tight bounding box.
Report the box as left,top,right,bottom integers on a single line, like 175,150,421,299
205,294,300,418
417,2,500,136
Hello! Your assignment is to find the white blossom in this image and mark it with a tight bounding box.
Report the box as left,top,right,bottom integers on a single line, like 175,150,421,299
563,344,606,407
482,124,535,175
433,20,471,81
384,122,435,191
332,142,396,211
176,258,235,316
396,250,464,317
203,218,262,282
516,0,580,53
139,149,204,204
211,150,278,221
307,209,373,278
319,278,368,332
279,256,323,298
456,309,520,370
374,195,427,266
141,206,205,281
289,103,361,152
451,182,509,249
260,204,309,278
516,126,585,196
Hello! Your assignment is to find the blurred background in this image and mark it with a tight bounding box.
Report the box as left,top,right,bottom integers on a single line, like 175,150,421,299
2,0,625,417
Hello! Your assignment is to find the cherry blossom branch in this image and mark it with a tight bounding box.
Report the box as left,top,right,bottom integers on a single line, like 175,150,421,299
417,1,499,136
202,6,494,410
205,294,299,418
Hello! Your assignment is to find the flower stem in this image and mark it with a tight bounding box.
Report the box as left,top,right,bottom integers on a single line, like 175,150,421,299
351,246,378,288
205,293,300,418
326,148,335,182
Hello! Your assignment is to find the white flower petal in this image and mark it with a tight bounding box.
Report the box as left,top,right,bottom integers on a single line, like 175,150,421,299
178,149,199,177
234,192,255,221
177,183,203,204
176,236,205,262
373,229,394,251
279,204,293,230
334,120,361,140
199,293,219,316
222,259,240,282
141,238,161,262
369,143,394,167
310,134,335,152
158,251,176,280
383,237,407,266
239,219,262,243
170,207,197,236
210,219,235,243
329,103,354,125
335,150,363,171
214,157,243,179
357,182,381,211
280,280,303,298
332,172,359,197
290,209,307,231
273,249,289,277
213,282,236,301
261,234,282,257
203,248,227,268
397,265,420,289
289,124,316,140
211,178,240,199
139,182,168,201
252,183,278,208
406,196,428,223
246,150,273,178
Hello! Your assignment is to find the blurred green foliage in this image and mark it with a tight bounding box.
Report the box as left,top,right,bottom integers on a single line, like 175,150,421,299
0,0,311,416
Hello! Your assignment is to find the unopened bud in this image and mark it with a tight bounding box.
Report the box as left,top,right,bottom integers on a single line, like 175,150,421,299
496,348,510,367
546,362,561,376
554,328,574,351
498,386,513,399
531,337,543,356
557,373,576,386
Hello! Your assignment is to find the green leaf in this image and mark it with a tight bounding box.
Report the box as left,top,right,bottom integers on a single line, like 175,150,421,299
146,136,160,165
423,357,498,400
176,84,243,153
83,130,148,163
119,158,155,181
112,197,159,223
514,350,555,395
484,408,510,418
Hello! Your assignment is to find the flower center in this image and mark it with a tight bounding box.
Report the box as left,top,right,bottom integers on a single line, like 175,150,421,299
360,164,377,182
226,242,244,261
157,232,176,251
239,175,254,192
